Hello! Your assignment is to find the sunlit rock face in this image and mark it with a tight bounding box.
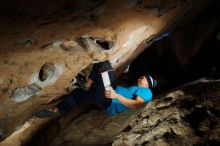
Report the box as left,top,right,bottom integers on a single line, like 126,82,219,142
113,81,220,146
0,0,215,145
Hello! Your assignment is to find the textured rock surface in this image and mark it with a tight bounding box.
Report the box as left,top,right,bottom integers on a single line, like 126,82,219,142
113,80,220,146
0,0,216,145
50,109,141,146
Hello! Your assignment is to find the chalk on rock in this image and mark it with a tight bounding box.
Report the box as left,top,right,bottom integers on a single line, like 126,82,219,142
29,63,64,88
41,41,63,49
11,83,41,102
52,41,63,47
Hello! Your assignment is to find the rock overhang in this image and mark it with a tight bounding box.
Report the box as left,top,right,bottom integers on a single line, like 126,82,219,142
0,0,216,144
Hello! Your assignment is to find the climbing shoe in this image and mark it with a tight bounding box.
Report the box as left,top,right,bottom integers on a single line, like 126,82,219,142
98,60,113,73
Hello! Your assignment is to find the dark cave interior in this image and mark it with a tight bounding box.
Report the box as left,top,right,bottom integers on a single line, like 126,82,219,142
127,1,220,93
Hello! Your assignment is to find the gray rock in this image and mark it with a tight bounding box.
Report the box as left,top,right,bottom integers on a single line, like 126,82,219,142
41,41,63,49
77,35,114,52
29,63,64,88
18,39,35,47
11,83,41,102
38,62,56,81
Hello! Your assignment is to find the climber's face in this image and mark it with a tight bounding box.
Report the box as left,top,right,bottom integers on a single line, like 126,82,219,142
137,76,149,88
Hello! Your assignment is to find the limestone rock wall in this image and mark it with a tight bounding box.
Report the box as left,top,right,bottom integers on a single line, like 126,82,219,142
113,81,220,146
0,0,212,143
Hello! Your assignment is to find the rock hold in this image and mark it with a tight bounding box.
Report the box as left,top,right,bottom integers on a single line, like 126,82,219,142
60,40,83,53
29,63,64,88
77,35,114,53
38,62,56,82
18,39,35,47
11,83,41,102
41,41,64,50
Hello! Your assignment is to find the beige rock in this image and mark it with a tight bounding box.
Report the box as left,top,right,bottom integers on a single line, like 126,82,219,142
0,78,3,85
